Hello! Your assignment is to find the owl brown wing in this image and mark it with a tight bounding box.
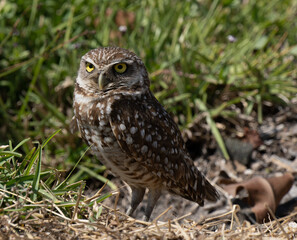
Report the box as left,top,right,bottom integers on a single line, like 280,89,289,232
109,92,219,204
70,116,79,134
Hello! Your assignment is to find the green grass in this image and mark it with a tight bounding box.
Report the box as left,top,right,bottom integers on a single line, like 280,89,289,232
0,0,297,201
0,134,113,222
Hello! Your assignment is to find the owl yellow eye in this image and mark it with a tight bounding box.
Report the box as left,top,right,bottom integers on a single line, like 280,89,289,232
86,62,95,73
114,63,127,74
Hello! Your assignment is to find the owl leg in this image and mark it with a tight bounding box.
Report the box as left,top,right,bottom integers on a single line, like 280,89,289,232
143,188,161,222
126,187,145,217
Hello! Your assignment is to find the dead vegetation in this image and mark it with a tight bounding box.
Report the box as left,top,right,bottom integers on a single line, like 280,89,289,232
1,104,297,239
1,200,297,239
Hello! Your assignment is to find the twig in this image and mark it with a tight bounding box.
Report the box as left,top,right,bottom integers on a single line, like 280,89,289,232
152,206,172,223
84,180,108,204
0,188,36,204
114,190,120,225
44,207,72,221
230,204,241,230
168,219,171,232
172,212,192,222
203,209,234,223
154,221,164,236
72,182,84,221
265,203,290,240
174,219,190,240
222,223,226,240
269,155,295,172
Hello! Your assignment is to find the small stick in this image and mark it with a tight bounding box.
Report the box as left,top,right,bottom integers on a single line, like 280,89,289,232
152,206,172,223
174,219,190,240
203,209,234,223
0,188,36,204
230,205,235,230
154,221,163,236
72,183,84,221
84,180,108,204
172,212,192,222
221,223,226,240
114,191,120,225
265,203,290,240
44,208,72,221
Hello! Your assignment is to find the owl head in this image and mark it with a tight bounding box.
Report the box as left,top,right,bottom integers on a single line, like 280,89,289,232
76,47,149,94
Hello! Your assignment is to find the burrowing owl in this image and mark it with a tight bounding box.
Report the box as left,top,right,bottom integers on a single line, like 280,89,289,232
73,47,219,221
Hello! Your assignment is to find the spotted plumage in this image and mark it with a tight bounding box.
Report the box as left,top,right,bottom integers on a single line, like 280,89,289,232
73,47,219,221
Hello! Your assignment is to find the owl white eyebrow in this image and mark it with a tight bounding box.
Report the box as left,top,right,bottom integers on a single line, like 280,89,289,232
111,59,134,65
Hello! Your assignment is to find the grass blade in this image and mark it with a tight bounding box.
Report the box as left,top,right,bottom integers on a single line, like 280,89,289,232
18,57,44,120
55,146,90,190
78,165,117,190
32,145,42,201
195,99,230,160
41,129,61,148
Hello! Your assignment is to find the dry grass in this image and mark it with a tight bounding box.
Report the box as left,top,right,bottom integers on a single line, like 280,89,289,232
1,186,296,240
1,207,296,239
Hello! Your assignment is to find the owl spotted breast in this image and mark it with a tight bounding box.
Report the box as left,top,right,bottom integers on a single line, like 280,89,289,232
73,47,219,221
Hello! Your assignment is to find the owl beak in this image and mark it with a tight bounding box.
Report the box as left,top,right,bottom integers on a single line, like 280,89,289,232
98,73,105,90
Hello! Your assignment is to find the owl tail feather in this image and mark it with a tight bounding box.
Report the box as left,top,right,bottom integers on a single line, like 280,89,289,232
204,178,220,202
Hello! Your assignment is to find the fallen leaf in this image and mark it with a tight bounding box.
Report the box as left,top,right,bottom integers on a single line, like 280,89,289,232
222,173,294,223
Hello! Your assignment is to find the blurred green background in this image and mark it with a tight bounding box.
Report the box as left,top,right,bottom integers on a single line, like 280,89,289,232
1,0,297,172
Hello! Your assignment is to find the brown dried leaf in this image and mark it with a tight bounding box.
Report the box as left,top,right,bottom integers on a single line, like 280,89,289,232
222,173,294,223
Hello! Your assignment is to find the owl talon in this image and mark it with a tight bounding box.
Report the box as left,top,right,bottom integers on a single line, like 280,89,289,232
143,188,161,221
126,187,145,217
